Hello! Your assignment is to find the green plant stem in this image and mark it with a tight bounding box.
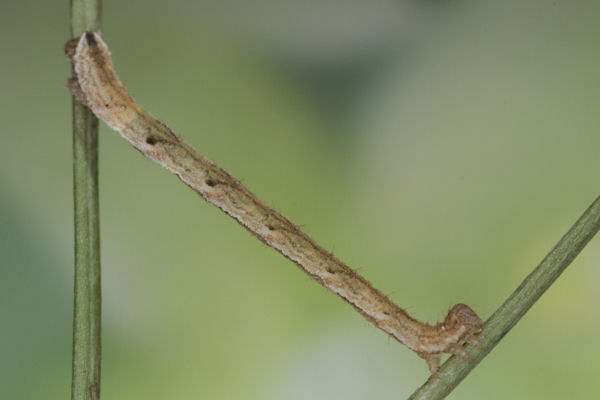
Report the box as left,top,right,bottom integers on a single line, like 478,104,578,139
408,195,600,400
70,1,102,400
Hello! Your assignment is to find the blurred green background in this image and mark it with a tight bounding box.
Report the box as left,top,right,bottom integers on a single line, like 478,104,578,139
1,0,600,399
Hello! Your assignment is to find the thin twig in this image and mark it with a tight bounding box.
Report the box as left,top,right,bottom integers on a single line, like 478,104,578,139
70,1,102,400
408,195,600,399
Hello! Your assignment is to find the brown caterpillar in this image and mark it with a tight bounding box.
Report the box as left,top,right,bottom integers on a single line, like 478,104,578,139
66,32,483,376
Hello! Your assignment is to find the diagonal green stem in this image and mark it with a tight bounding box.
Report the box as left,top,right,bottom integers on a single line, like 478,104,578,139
408,195,600,400
70,1,102,400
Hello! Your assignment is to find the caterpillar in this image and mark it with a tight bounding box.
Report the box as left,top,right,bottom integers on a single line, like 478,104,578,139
66,32,483,376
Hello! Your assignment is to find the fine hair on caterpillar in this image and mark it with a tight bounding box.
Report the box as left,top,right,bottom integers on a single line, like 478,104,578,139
65,32,484,376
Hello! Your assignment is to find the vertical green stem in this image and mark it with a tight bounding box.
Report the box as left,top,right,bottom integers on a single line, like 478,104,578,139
70,1,102,399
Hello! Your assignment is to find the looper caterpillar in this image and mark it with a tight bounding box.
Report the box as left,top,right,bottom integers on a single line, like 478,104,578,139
65,32,483,376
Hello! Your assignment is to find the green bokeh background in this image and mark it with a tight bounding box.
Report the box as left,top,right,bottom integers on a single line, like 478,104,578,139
1,1,600,398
